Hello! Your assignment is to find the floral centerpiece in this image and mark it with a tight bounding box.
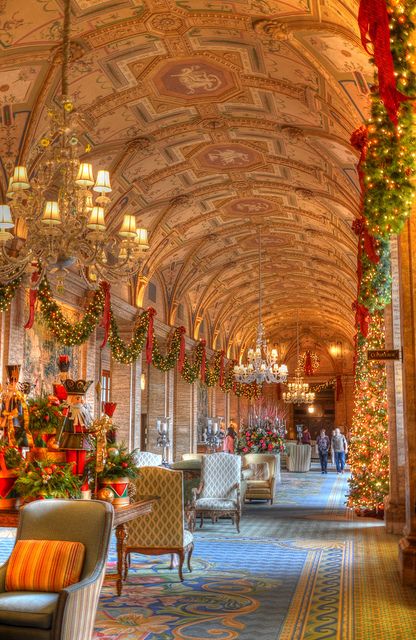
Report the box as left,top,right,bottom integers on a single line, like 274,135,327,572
236,420,286,454
86,442,139,506
0,440,24,509
14,459,81,500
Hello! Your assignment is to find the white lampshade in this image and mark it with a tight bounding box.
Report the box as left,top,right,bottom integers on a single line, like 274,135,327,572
135,227,149,250
6,177,15,198
0,205,14,229
75,162,94,187
42,201,61,225
93,170,111,193
87,206,106,231
119,214,137,238
12,166,30,190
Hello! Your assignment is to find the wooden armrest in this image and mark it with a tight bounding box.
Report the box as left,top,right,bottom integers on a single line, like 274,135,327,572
191,482,204,505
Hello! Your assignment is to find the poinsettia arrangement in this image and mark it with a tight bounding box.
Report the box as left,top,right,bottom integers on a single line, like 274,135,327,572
236,423,286,454
14,459,81,499
86,442,139,481
28,395,65,444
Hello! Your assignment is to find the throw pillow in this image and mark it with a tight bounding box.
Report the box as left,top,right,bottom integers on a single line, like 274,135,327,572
6,539,85,593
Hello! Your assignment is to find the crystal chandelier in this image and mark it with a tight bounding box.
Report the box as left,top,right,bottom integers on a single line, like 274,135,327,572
283,318,315,405
0,0,149,286
234,228,288,385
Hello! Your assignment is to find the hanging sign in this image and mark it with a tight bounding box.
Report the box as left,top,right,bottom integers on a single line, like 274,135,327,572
367,349,401,361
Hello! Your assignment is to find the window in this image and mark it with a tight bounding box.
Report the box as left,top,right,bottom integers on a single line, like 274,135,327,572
148,281,157,302
101,370,111,403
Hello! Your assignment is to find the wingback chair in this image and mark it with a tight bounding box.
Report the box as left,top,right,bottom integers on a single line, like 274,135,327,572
134,450,162,467
243,453,277,504
123,467,193,581
0,499,113,640
192,453,242,532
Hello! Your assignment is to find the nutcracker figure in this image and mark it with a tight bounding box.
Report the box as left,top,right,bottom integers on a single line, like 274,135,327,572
57,379,93,487
0,365,33,448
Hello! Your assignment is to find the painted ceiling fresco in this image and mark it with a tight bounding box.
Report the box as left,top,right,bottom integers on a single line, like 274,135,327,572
0,0,371,358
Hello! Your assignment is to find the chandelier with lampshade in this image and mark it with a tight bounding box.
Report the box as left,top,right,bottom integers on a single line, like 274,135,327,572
0,0,149,287
234,227,288,385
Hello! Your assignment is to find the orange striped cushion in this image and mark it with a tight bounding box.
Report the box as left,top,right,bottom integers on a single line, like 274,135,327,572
5,539,85,592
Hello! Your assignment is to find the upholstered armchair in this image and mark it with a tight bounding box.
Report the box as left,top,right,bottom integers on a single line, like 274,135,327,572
182,453,204,462
123,467,193,581
133,450,162,467
0,499,113,640
192,452,242,532
243,453,277,504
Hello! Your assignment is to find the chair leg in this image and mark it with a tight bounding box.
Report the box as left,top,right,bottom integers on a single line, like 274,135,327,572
169,554,174,569
178,550,185,581
187,543,194,572
123,551,129,580
236,511,241,533
200,513,204,528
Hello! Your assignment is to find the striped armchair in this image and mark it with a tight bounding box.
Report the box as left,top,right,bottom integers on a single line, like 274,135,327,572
123,467,193,581
0,499,113,640
133,450,162,467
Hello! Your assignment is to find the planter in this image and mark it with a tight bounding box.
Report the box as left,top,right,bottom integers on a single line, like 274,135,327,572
100,477,130,507
0,469,17,510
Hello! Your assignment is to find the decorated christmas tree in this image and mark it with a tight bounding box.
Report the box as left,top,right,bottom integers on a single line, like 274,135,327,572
348,312,389,513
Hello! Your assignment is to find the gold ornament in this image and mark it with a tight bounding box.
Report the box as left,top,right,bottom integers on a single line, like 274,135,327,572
97,487,114,503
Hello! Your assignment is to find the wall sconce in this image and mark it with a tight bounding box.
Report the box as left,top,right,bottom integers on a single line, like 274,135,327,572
307,405,315,414
141,373,146,391
156,416,170,466
329,341,342,359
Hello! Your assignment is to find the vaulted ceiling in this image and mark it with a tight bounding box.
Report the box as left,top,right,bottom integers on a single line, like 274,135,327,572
0,0,371,360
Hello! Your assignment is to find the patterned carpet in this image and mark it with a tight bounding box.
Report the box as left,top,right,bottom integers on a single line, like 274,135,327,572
1,466,416,638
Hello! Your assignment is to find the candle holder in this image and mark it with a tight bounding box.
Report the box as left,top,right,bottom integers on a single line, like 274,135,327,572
156,417,170,466
205,417,222,453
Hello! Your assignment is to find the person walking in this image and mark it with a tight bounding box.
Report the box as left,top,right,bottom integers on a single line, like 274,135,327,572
316,428,330,474
301,426,311,445
331,427,348,474
223,427,236,454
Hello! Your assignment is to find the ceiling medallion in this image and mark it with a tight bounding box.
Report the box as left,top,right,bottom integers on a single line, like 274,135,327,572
0,0,149,286
201,117,226,130
234,227,288,385
148,13,185,33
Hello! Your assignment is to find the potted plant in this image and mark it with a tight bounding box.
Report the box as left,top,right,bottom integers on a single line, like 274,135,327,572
14,458,82,501
0,441,24,509
88,442,138,506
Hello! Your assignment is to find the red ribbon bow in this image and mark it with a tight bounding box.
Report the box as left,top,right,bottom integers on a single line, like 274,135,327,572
146,308,157,365
99,281,111,349
200,340,206,383
178,326,187,373
219,351,225,386
24,271,40,330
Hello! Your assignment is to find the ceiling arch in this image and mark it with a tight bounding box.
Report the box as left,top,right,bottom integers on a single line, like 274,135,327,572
0,0,370,359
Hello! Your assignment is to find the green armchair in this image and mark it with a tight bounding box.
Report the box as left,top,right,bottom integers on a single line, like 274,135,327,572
0,499,113,640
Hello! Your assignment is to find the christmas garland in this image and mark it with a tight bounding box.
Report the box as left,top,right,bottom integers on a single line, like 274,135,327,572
108,310,150,365
152,328,183,372
181,342,205,384
0,276,23,312
37,278,105,346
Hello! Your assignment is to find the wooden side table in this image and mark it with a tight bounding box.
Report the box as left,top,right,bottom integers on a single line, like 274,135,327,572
0,496,159,597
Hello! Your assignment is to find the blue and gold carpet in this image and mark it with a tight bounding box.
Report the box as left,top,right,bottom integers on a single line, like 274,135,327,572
1,467,416,639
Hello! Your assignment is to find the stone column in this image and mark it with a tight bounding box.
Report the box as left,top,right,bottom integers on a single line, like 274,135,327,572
385,237,406,534
173,370,194,461
398,216,416,585
146,347,166,454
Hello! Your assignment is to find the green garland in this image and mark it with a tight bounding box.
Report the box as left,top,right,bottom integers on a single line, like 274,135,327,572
181,342,205,384
108,310,149,364
205,352,223,387
363,3,416,237
0,275,23,312
359,238,392,313
152,328,183,372
37,278,105,345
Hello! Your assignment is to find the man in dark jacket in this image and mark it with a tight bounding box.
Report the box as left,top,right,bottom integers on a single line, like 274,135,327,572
316,428,330,474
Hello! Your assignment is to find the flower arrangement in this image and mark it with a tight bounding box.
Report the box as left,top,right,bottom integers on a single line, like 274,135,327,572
87,442,139,482
236,421,286,454
28,394,65,438
14,459,81,499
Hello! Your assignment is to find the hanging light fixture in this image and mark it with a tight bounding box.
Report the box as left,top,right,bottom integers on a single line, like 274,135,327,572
0,0,149,286
283,317,315,405
234,227,288,385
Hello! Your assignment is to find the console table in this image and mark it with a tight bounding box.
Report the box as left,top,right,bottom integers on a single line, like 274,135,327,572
0,495,159,597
